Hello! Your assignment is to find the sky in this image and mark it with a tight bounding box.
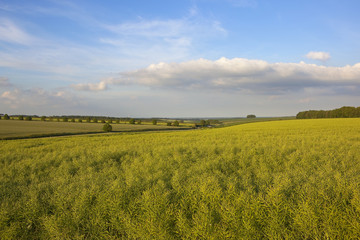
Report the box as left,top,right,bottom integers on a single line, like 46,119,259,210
1,0,360,117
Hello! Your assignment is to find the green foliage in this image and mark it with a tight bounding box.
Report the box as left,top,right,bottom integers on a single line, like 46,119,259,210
41,116,46,121
86,117,91,123
116,119,120,124
107,119,112,124
63,117,68,122
25,116,32,121
129,118,135,124
18,116,24,120
167,122,172,126
152,119,157,125
1,119,360,238
173,120,179,126
102,123,112,132
93,118,98,123
297,106,360,119
4,114,10,120
71,118,75,122
78,119,82,123
247,114,256,118
137,120,142,124
200,119,206,127
100,119,105,123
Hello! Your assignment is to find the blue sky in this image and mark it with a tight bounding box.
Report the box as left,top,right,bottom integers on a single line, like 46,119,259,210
1,0,360,117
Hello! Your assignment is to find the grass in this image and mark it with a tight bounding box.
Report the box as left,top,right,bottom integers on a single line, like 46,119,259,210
1,118,360,239
0,120,189,139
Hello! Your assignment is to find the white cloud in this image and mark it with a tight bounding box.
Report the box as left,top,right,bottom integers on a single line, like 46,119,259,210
100,14,227,60
0,19,36,45
1,87,80,109
77,57,360,94
306,51,331,61
71,81,108,91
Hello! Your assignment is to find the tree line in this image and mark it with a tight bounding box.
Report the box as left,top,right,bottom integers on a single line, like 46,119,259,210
296,106,360,119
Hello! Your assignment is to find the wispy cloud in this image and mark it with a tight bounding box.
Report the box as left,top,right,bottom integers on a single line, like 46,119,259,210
100,13,227,61
76,57,360,95
227,0,258,8
0,18,36,45
306,51,331,61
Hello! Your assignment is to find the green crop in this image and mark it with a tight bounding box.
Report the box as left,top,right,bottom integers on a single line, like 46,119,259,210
1,119,360,239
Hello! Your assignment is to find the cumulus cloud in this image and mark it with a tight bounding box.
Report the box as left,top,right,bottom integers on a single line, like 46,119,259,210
306,51,331,61
1,88,79,109
71,81,108,91
75,57,360,95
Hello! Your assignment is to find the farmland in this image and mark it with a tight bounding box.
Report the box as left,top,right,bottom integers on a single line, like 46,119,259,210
1,119,360,239
0,120,188,139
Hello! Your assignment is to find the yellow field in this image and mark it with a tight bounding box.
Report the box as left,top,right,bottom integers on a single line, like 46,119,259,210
1,119,360,239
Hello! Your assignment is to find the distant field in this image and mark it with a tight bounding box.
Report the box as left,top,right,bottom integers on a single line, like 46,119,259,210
1,118,359,239
0,120,187,139
217,116,296,127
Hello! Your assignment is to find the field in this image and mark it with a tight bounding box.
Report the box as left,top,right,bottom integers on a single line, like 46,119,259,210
215,116,295,128
0,120,188,139
1,119,360,239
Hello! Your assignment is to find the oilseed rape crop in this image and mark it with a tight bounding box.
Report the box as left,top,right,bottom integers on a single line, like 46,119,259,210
1,119,360,239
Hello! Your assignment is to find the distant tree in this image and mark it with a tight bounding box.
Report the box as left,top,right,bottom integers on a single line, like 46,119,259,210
296,106,360,119
57,118,60,122
71,118,75,122
102,123,112,132
49,117,54,121
116,119,120,124
86,117,91,123
4,114,10,120
101,119,106,123
129,118,135,124
173,120,179,126
78,119,82,123
107,119,112,124
152,119,157,125
41,116,46,121
200,120,206,127
137,120,142,124
18,115,24,120
205,120,211,126
93,118,98,123
25,116,32,121
247,114,256,118
167,122,172,126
